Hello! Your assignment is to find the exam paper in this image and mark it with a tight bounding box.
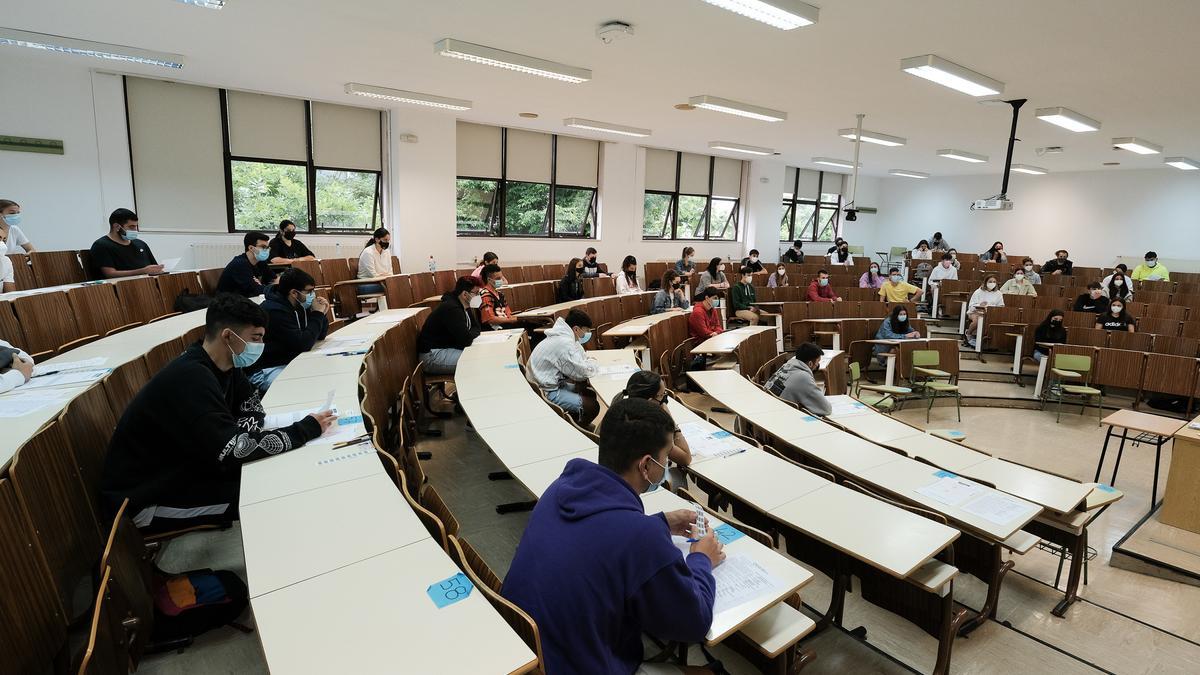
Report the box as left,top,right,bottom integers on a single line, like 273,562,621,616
962,492,1034,525
915,473,983,507
596,363,639,377
0,393,73,417
711,554,783,615
21,369,111,390
367,314,406,324
827,396,871,418
33,357,108,376
161,257,182,273
679,422,747,460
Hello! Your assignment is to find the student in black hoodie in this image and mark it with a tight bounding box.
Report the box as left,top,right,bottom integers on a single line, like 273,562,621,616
101,294,336,533
417,276,483,374
216,231,277,297
1032,309,1067,362
557,257,585,303
1072,283,1108,314
246,268,329,390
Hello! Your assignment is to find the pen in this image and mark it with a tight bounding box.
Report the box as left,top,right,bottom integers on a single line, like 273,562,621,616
331,435,370,449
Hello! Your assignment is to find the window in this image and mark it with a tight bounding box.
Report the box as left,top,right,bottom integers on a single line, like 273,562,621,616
455,122,598,238
641,150,743,240
779,167,842,242
230,160,309,231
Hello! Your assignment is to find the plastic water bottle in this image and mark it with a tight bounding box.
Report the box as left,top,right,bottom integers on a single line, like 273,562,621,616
689,503,707,542
428,256,437,273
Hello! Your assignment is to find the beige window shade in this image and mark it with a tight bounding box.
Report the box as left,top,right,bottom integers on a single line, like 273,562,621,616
456,122,502,179
822,172,845,199
783,166,798,199
505,128,552,183
796,168,820,200
311,102,381,171
712,157,743,199
644,148,678,192
125,77,227,232
226,91,308,162
555,135,599,187
679,153,712,195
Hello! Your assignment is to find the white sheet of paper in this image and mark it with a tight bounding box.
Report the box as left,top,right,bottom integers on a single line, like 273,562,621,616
161,257,182,273
32,357,108,376
827,396,871,418
263,405,357,431
21,369,111,390
679,422,747,459
320,389,336,412
472,332,517,345
915,475,983,507
596,363,639,377
0,393,74,417
710,554,783,615
961,492,1033,525
367,315,405,324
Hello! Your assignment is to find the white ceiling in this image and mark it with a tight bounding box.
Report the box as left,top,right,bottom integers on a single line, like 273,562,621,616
5,0,1200,177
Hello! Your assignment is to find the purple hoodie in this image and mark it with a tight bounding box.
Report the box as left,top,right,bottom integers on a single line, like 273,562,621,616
502,459,716,674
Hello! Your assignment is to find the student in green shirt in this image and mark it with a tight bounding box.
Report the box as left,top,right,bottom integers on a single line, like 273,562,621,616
730,265,762,325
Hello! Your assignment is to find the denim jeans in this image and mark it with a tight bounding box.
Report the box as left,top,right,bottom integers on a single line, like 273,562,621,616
420,348,463,375
546,384,583,413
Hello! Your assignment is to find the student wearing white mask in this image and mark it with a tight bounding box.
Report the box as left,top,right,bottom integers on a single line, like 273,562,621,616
965,274,1004,346
0,339,34,394
695,257,729,296
1131,251,1170,282
216,231,277,297
417,276,484,375
878,267,923,303
873,305,922,365
767,263,789,288
741,249,765,273
1073,283,1108,314
1105,270,1133,302
1100,264,1129,291
247,268,329,390
526,309,600,427
1097,299,1136,333
1020,257,1041,285
927,253,959,286
1000,270,1038,296
0,199,34,289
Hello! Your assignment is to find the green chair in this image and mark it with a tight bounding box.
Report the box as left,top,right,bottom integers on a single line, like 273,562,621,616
849,361,911,411
886,246,909,269
848,245,865,256
909,350,961,422
1041,353,1103,425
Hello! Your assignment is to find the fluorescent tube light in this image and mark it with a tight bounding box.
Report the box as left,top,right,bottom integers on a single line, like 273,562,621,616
175,0,225,8
812,157,858,169
689,95,787,122
1010,164,1048,175
435,38,590,83
900,54,1003,97
708,141,774,155
1035,106,1100,133
1165,157,1200,171
344,83,471,110
1112,137,1162,154
838,128,906,147
888,169,929,179
937,149,988,163
698,0,819,30
563,118,651,137
0,27,184,69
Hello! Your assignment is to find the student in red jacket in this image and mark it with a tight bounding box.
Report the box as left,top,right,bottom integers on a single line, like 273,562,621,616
806,269,841,302
688,287,724,342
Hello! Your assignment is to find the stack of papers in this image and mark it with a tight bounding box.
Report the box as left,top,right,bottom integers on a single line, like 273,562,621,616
314,336,373,355
473,332,517,345
828,396,871,418
0,391,75,417
678,422,747,460
32,357,108,377
22,369,111,390
711,554,783,615
915,472,983,507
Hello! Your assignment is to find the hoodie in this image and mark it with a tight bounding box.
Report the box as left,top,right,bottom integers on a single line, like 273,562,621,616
527,317,598,391
765,358,832,416
250,284,328,373
417,291,480,353
502,459,715,675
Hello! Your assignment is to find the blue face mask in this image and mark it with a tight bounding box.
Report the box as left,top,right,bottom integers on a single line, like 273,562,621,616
818,278,829,287
229,331,264,368
255,247,270,262
579,331,592,345
302,291,316,309
643,456,669,493
121,228,140,241
492,278,504,289
3,213,21,227
898,313,908,322
890,274,902,283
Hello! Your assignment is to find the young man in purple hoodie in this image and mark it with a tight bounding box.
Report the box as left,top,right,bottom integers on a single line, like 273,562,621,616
502,398,724,674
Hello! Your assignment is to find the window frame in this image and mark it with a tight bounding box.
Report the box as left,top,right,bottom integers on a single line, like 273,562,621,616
779,169,842,243
641,152,740,241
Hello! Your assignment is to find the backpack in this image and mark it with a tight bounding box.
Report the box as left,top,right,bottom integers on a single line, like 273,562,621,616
152,569,249,642
173,290,212,314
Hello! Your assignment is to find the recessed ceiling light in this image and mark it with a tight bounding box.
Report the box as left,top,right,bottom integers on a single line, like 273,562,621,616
1011,164,1048,175
900,54,1004,97
563,118,651,137
937,149,988,163
698,0,820,30
1103,162,1121,166
0,27,184,69
812,157,859,169
1112,137,1162,155
1165,157,1200,171
435,38,591,83
1035,106,1100,133
174,0,224,8
688,95,787,122
708,141,774,155
838,128,907,147
888,169,929,179
518,112,539,119
344,83,471,110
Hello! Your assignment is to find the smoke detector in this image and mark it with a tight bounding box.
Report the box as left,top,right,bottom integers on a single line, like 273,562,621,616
596,21,634,44
1035,146,1064,156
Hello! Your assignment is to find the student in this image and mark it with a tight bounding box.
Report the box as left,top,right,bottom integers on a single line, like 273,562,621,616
1131,251,1170,282
357,228,392,293
874,305,922,365
675,246,696,277
859,263,885,289
100,294,336,532
1101,264,1129,289
557,257,585,303
765,342,833,416
1097,300,1136,333
1072,283,1108,314
652,270,690,314
0,199,34,252
806,269,840,302
471,252,511,286
929,231,950,252
829,241,853,266
826,236,846,255
246,268,329,390
527,309,600,426
88,208,164,279
981,241,1007,263
741,249,765,273
767,263,789,288
613,369,693,471
911,240,933,260
965,275,1003,345
1032,310,1066,362
0,339,34,395
730,266,761,325
268,219,316,264
688,287,724,342
615,255,641,295
581,247,605,278
1105,270,1133,302
1041,250,1073,276
927,253,959,286
479,264,519,329
781,240,805,264
1000,270,1038,296
946,248,961,270
695,257,729,296
1021,257,1042,285
216,231,277,297
417,276,483,375
878,268,923,303
502,397,721,675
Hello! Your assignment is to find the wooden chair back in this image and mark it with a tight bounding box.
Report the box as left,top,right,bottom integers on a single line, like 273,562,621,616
383,274,417,308
7,252,36,289
103,359,151,421
115,277,168,324
197,267,223,295
1138,317,1182,336
1143,354,1199,397
143,337,185,373
397,468,447,551
0,477,67,675
77,566,129,675
319,258,353,286
156,272,204,312
582,275,615,297
421,485,460,541
733,329,776,381
0,299,27,347
30,250,86,287
434,269,457,294
409,272,437,303
1066,326,1108,348
58,384,119,518
13,291,88,355
290,259,324,286
97,499,155,668
1152,335,1198,357
1092,348,1145,390
1107,330,1152,353
68,283,135,337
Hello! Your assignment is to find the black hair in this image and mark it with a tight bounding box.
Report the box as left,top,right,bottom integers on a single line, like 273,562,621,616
917,239,930,249
888,304,912,334
1107,299,1132,323
204,293,268,340
566,257,582,280
739,266,754,276
933,231,943,239
365,227,388,249
795,341,823,363
991,241,1004,251
1145,251,1158,260
707,257,723,277
621,255,637,283
109,208,137,227
597,398,674,474
454,275,481,296
481,264,502,282
888,267,900,274
278,267,316,295
1087,282,1103,290
565,308,593,329
280,219,296,231
1038,309,1065,332
662,269,680,288
834,244,849,262
817,268,829,276
244,231,269,250
749,249,760,256
483,251,499,264
614,370,664,404
703,286,724,299
982,274,999,288
1115,263,1128,272
1055,249,1069,257
681,246,694,258
941,253,954,261
585,247,597,256
793,240,804,248
1106,271,1128,299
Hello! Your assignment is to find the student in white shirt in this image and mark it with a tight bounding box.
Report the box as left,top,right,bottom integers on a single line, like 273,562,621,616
1000,270,1038,296
0,339,34,394
828,241,853,266
964,274,1004,346
1100,264,1129,291
615,255,641,295
356,227,391,294
927,253,959,286
1,199,34,292
911,240,933,260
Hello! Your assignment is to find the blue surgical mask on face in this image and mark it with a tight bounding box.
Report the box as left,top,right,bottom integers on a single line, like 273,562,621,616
579,331,592,345
890,274,902,283
255,247,270,262
818,278,828,287
121,228,140,241
229,331,264,368
643,456,669,493
3,213,21,227
898,313,908,322
492,278,504,289
303,291,316,309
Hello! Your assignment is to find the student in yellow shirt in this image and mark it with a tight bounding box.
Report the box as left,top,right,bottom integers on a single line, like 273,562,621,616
877,267,923,303
1131,251,1170,282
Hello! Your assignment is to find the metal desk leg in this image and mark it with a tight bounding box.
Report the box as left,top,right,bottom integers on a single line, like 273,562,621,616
1095,426,1116,482
1051,530,1087,618
1152,437,1166,509
1109,429,1131,486
884,355,897,387
1034,356,1049,399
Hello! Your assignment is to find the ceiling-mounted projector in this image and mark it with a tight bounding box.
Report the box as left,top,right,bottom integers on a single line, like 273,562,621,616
972,98,1026,211
972,199,1012,211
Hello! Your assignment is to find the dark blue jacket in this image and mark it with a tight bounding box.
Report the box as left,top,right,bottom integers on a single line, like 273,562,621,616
250,285,328,373
216,254,276,297
502,459,715,675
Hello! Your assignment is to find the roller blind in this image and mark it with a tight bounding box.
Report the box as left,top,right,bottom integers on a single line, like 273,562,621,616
712,157,743,199
311,102,381,171
822,172,845,200
644,148,677,192
226,91,307,161
555,135,599,187
505,128,552,183
678,153,711,195
783,166,797,199
796,168,820,200
456,122,502,179
126,77,227,232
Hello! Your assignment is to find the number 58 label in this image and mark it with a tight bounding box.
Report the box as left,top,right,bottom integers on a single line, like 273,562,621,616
427,572,474,608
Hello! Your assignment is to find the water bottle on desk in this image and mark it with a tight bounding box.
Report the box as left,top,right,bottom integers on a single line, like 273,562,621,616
428,256,437,273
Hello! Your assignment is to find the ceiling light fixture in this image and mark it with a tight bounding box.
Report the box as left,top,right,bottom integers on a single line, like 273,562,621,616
812,157,858,169
1010,164,1048,175
688,95,787,122
0,27,184,68
708,141,774,155
344,83,471,110
435,38,591,83
1164,157,1200,171
937,149,988,163
1112,137,1162,154
563,118,651,138
174,0,225,8
698,0,820,30
838,128,906,147
900,54,1003,96
888,169,929,179
1034,106,1100,133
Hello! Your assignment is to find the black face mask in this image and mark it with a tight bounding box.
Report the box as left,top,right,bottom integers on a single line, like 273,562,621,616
1051,320,1063,326
587,256,596,263
283,230,295,240
671,282,681,290
575,267,584,274
379,241,389,250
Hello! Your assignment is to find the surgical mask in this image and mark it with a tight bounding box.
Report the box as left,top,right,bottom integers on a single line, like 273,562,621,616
1024,264,1034,271
121,228,140,241
1114,278,1125,286
302,291,316,309
2,213,21,227
492,278,504,289
986,282,997,290
643,456,669,493
749,256,758,263
941,261,951,268
742,276,752,284
579,331,592,345
890,274,902,283
776,268,785,275
950,252,958,258
1015,274,1025,281
379,241,390,250
898,313,908,322
1112,306,1124,314
870,267,879,274
818,278,828,287
712,298,722,309
255,247,270,262
228,331,264,368
283,230,296,240
1147,260,1158,268
469,294,483,309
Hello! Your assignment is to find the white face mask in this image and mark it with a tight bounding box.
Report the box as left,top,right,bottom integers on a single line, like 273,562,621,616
1147,260,1158,268
749,256,758,263
469,294,483,309
1015,274,1025,281
1114,278,1125,286
870,267,879,274
742,276,753,284
986,282,997,290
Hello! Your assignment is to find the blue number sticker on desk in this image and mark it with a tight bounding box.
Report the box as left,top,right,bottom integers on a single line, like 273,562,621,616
504,364,520,369
1096,483,1116,493
711,430,732,439
337,415,363,426
427,572,474,609
934,470,957,479
714,523,744,545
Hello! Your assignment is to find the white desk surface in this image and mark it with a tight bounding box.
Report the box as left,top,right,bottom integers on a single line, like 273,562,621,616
240,472,429,598
262,371,363,408
790,431,910,475
966,458,1093,515
482,420,598,468
459,391,561,431
688,370,798,415
887,432,993,475
509,448,598,498
0,273,152,301
516,293,641,319
604,310,685,337
269,353,364,382
251,538,537,675
239,438,380,507
690,448,831,512
691,326,776,355
829,406,927,444
746,408,830,443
